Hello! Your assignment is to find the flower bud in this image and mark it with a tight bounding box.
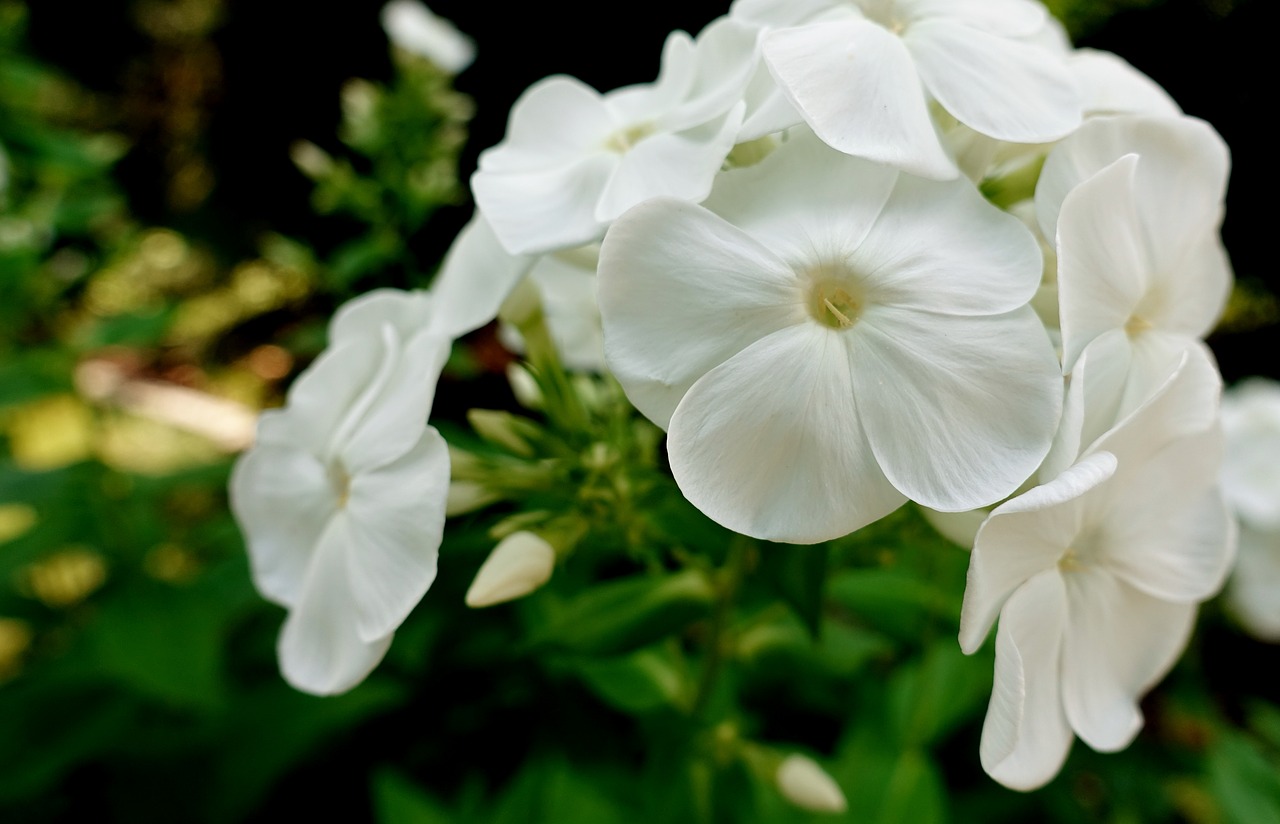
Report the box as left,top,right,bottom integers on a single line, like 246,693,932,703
776,754,847,815
445,481,499,517
465,531,555,608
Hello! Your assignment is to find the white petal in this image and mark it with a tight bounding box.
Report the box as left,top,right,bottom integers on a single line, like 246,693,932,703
257,336,385,453
598,198,804,428
337,327,451,476
1102,467,1235,604
852,305,1061,512
668,324,906,544
1035,115,1229,247
606,31,698,126
1069,49,1180,117
1222,380,1280,530
432,215,536,338
1094,342,1222,468
763,19,957,179
1143,232,1233,339
329,288,437,345
1055,154,1147,371
277,519,394,696
904,0,1048,37
852,173,1043,315
1060,569,1195,752
702,128,899,263
1228,524,1280,642
471,153,617,256
477,76,615,172
908,20,1081,143
962,451,1116,653
593,108,744,222
731,0,835,28
980,569,1074,792
230,441,337,607
343,427,449,642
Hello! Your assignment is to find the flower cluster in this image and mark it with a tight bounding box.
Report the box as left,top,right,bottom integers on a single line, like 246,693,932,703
230,0,1238,792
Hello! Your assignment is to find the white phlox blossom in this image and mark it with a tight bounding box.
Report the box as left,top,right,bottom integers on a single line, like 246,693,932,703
730,0,1082,180
944,45,1180,184
231,290,453,695
597,130,1061,544
380,0,476,74
497,245,606,372
1036,115,1231,454
960,351,1236,790
471,18,758,257
1221,379,1280,641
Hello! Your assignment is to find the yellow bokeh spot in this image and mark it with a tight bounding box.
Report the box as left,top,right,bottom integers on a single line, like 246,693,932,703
4,394,95,470
0,504,37,545
21,548,108,608
0,618,33,683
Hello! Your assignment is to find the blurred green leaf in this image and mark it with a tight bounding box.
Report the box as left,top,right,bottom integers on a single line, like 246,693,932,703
1207,730,1280,824
571,644,687,714
758,542,829,638
835,729,947,824
86,569,255,709
536,569,715,656
372,769,454,824
828,568,960,643
889,641,993,747
489,756,632,824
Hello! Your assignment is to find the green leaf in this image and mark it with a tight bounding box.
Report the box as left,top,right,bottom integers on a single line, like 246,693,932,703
208,680,405,822
889,641,993,747
372,769,454,824
489,756,632,824
757,542,829,638
571,645,687,714
833,729,947,824
1207,731,1280,824
828,568,960,643
0,349,75,409
86,570,256,709
536,569,715,656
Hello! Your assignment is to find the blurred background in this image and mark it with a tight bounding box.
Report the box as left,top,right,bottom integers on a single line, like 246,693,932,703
1,0,1278,821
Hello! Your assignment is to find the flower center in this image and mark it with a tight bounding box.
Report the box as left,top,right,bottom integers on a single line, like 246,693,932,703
807,274,864,331
1124,314,1153,337
858,0,909,34
329,464,352,509
604,122,655,154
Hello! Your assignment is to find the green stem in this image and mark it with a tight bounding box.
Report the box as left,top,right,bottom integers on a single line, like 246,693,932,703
691,538,750,717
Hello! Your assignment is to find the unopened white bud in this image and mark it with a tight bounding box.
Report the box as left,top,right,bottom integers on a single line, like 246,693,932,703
776,754,847,815
465,531,555,608
290,140,333,178
380,0,476,74
445,481,499,516
507,362,543,410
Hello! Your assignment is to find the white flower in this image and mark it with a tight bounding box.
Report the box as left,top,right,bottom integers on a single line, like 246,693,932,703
1220,378,1280,641
961,351,1234,790
498,245,605,372
230,290,452,695
732,0,1081,179
598,130,1060,544
464,531,556,608
1222,378,1280,530
470,18,756,256
1036,115,1231,453
380,0,475,74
